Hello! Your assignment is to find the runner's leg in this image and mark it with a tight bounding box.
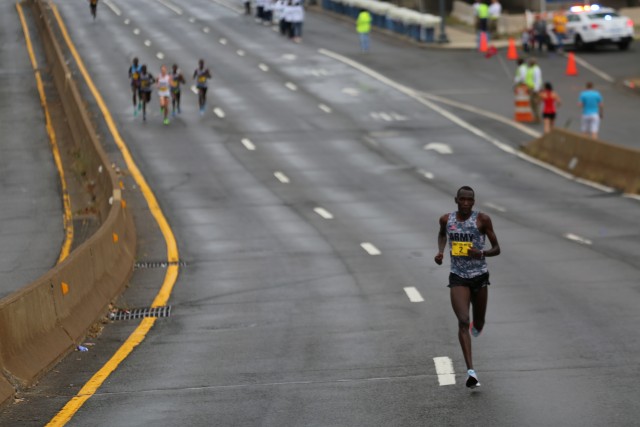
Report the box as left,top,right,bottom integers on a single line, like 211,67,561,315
450,286,473,370
470,286,488,333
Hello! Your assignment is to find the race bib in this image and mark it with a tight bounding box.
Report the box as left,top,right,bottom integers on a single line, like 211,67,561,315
171,80,178,87
198,76,206,83
132,72,139,80
451,241,473,257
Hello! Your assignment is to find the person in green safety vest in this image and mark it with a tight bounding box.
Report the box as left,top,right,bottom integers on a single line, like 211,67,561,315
475,0,490,46
356,9,372,52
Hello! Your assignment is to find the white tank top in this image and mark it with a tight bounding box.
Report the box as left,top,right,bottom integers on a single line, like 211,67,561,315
158,74,170,95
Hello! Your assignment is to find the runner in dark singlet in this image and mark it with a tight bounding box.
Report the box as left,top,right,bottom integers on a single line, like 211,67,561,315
193,59,211,115
170,64,185,117
128,57,142,116
435,186,501,388
89,0,98,20
138,65,155,122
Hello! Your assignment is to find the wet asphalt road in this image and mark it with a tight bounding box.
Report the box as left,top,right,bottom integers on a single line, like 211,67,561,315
2,0,640,425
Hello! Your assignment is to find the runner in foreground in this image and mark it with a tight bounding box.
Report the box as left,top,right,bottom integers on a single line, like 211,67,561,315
434,186,501,388
171,64,185,117
157,65,173,125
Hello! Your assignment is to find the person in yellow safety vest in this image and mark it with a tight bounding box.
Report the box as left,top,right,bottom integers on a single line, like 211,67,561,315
476,0,489,46
356,9,372,53
525,58,543,122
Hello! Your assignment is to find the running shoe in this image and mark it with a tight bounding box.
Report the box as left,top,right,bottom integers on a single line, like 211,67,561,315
163,118,170,125
466,369,480,388
470,322,482,338
138,102,142,111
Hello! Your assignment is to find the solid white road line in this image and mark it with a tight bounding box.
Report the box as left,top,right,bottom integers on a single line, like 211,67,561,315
219,38,228,45
623,193,640,202
103,0,121,16
144,40,152,47
237,50,246,56
259,63,269,72
274,171,290,183
156,0,183,15
433,357,456,386
241,138,256,151
318,104,332,113
484,202,506,213
424,142,453,154
285,82,298,91
213,107,225,118
360,242,381,256
564,233,592,245
313,207,334,219
403,287,424,303
190,85,198,95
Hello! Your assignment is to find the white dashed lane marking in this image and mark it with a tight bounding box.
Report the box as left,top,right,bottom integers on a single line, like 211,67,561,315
259,63,269,72
318,104,332,113
237,50,245,56
360,242,381,256
403,287,424,303
124,18,130,25
424,143,452,154
342,87,359,97
144,40,152,47
213,108,225,118
203,27,210,33
241,138,256,151
274,171,290,183
433,357,456,386
285,82,297,91
313,207,334,219
416,169,435,180
564,233,592,245
156,52,165,60
219,38,228,45
133,28,140,35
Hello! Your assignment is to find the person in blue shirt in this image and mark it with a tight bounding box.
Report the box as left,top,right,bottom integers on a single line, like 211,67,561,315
579,82,603,139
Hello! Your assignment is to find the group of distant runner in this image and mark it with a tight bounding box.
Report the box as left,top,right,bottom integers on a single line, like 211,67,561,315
127,57,212,124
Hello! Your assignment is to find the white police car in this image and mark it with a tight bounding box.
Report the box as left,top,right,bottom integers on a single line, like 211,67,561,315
550,5,635,51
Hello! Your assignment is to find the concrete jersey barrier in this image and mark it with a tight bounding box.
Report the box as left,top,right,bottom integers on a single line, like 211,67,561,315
523,128,640,194
0,0,136,405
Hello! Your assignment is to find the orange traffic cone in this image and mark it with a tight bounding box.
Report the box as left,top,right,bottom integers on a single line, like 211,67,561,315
507,38,518,60
479,32,488,53
566,52,578,76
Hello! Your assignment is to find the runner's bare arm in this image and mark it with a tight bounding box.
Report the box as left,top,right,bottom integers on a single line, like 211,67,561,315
471,213,500,259
434,214,448,265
